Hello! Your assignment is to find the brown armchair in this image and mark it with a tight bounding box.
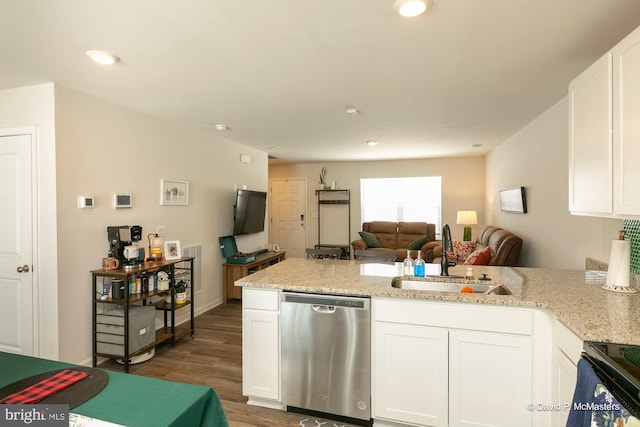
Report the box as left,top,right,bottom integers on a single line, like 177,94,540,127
432,225,523,266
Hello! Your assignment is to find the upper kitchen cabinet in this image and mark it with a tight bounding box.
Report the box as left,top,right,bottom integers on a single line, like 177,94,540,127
569,25,640,218
569,53,612,215
613,27,640,215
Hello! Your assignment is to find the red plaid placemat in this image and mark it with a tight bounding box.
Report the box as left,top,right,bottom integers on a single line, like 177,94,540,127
0,368,88,404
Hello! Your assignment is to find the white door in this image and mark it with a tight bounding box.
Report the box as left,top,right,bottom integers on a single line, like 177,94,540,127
0,129,36,355
270,179,307,258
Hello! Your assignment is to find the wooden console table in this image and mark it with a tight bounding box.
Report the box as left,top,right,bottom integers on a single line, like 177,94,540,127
223,251,286,303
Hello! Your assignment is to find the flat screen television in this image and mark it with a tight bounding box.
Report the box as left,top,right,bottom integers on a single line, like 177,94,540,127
233,189,267,236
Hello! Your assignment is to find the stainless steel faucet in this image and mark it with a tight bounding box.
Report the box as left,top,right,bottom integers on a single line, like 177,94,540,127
441,224,456,276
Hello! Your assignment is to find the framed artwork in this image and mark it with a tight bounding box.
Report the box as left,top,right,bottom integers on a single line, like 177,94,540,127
164,240,182,260
499,187,527,213
160,179,189,206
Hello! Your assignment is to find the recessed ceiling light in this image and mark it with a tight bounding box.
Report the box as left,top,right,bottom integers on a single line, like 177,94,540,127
366,140,380,146
346,107,360,115
85,50,120,65
393,0,432,17
215,124,229,131
265,145,283,151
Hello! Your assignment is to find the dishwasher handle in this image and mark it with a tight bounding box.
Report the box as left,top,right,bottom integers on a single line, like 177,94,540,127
282,292,370,309
311,304,336,314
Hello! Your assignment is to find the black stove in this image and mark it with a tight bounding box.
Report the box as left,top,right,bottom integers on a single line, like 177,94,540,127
583,341,640,418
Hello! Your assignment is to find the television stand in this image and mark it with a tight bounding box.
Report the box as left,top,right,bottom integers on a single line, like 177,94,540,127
222,251,286,303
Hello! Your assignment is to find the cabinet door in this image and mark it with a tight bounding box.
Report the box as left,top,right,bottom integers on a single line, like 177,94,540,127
613,26,640,215
242,308,280,400
373,322,448,427
449,330,532,427
555,349,578,427
568,52,612,214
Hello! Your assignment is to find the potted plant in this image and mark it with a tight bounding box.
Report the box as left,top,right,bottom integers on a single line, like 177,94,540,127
319,167,326,189
319,167,330,190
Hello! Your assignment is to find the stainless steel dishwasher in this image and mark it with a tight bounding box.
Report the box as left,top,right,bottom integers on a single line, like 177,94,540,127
281,292,371,422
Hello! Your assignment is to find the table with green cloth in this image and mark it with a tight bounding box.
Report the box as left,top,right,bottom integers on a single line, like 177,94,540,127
0,352,229,427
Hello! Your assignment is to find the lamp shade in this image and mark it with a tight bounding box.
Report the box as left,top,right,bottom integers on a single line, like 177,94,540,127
456,210,478,225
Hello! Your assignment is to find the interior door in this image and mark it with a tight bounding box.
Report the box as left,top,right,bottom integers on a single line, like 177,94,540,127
270,179,307,258
0,129,35,355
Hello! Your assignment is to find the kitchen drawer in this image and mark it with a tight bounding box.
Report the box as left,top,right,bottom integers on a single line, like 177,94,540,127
243,288,280,311
373,298,533,335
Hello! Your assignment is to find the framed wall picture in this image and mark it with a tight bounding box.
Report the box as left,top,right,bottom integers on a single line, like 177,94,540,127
499,187,527,213
160,179,189,206
164,240,182,260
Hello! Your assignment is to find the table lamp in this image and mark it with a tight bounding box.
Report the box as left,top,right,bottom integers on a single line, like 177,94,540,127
456,210,478,242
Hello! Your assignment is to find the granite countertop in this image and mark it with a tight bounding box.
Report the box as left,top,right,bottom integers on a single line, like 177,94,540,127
236,258,640,345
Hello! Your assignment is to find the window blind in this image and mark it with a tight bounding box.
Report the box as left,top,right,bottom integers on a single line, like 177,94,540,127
360,177,442,238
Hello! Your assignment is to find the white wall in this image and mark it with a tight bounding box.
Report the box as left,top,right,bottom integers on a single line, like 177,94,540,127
269,156,485,251
54,85,268,364
485,97,621,269
0,83,59,359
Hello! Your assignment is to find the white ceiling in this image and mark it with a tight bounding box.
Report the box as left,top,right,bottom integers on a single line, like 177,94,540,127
1,1,640,163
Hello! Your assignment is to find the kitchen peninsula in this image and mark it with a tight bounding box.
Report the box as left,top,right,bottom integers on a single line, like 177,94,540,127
237,259,640,427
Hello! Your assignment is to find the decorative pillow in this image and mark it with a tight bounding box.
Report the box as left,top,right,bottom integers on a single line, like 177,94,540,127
451,241,476,262
359,231,381,248
408,235,430,250
463,246,491,265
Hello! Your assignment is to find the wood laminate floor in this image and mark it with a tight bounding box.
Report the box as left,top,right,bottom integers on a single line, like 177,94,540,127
99,301,305,426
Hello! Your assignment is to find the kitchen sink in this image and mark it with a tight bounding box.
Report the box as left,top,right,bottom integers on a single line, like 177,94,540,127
391,278,513,295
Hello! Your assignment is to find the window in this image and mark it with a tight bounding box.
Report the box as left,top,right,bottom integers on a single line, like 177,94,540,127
360,177,442,238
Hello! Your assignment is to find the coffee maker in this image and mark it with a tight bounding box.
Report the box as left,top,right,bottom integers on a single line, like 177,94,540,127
107,225,142,267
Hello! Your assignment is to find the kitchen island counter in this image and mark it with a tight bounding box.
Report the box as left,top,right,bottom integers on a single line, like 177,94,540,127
236,258,640,345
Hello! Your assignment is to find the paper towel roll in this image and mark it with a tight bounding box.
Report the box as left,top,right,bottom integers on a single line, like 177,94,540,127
606,239,631,287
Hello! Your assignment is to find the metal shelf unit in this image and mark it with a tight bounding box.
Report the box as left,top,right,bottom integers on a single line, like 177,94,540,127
315,189,351,259
90,257,195,373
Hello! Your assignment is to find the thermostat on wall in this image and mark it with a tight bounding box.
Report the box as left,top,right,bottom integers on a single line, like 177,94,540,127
78,195,94,209
114,193,132,209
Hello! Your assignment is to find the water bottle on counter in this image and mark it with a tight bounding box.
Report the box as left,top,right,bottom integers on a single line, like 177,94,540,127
403,250,414,276
414,251,425,277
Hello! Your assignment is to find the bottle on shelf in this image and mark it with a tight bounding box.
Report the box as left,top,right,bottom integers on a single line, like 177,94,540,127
403,250,415,276
414,251,425,277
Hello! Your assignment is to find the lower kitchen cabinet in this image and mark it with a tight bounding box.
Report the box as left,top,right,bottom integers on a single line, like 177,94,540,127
449,330,532,427
373,322,448,426
552,319,583,427
242,288,283,408
372,298,549,427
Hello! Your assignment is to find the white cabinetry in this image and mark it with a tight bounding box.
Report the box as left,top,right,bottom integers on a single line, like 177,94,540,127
568,53,612,214
569,25,640,218
372,298,549,427
374,322,448,426
449,330,532,427
552,319,583,427
613,28,640,215
242,288,283,409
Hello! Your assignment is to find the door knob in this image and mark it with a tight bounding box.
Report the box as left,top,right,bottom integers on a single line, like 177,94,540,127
17,265,29,273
